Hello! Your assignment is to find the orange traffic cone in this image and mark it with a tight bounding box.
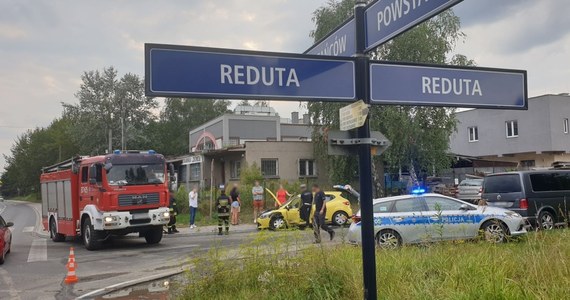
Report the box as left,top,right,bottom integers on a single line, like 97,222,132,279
64,247,78,284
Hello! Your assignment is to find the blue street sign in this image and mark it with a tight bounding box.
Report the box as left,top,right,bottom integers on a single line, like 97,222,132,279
369,62,527,109
305,19,356,57
145,44,356,101
364,0,463,51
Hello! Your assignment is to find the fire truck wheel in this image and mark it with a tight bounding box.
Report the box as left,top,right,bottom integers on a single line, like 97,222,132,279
49,218,65,242
144,226,163,244
83,218,102,251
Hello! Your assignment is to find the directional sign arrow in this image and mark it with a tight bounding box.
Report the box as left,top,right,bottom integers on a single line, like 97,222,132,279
365,0,463,52
305,19,356,57
369,62,528,109
145,44,356,101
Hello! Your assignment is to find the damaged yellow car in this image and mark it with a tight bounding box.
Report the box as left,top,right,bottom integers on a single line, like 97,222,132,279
257,185,357,230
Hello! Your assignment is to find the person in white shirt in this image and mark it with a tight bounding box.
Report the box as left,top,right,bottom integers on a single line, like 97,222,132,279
188,186,199,229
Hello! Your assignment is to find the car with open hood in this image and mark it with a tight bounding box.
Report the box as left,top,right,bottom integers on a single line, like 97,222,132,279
257,185,356,230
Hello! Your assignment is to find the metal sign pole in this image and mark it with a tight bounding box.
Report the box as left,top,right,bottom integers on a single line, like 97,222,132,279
354,1,377,299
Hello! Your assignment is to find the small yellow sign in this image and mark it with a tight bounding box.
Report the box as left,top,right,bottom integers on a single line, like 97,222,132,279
339,100,369,131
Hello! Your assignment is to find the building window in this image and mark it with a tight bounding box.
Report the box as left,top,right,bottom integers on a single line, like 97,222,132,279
468,126,478,142
299,159,316,177
506,120,518,138
564,118,569,134
230,160,241,179
261,159,278,177
189,164,201,181
520,160,535,169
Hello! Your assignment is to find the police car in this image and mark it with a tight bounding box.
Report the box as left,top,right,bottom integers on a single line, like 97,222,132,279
347,191,527,248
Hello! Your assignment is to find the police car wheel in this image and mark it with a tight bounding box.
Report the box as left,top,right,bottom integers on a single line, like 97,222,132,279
269,216,285,230
481,221,508,243
376,230,401,249
332,211,349,226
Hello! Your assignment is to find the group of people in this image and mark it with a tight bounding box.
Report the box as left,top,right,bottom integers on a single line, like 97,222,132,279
168,181,335,243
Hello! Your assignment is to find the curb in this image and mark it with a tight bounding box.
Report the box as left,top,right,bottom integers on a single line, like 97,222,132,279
76,267,187,299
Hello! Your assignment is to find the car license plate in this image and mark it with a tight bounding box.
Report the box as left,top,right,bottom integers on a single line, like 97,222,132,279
132,214,147,220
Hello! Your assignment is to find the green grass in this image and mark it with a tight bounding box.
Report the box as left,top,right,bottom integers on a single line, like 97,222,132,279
10,193,41,203
177,230,570,299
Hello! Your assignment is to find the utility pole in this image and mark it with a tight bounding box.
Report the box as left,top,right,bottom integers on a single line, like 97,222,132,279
354,1,378,299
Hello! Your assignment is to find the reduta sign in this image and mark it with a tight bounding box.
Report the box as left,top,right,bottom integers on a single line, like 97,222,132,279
145,44,356,101
369,62,527,109
365,0,463,51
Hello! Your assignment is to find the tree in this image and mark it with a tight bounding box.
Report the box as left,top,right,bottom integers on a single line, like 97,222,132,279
147,98,230,156
309,0,473,194
1,116,79,198
63,67,157,154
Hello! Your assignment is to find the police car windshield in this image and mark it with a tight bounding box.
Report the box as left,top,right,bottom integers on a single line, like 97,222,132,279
106,164,165,186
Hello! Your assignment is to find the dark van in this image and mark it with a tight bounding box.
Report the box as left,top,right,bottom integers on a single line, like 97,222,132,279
482,170,570,230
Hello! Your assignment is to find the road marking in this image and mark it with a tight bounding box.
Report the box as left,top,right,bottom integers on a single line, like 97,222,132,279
22,226,34,233
0,268,21,300
27,239,47,263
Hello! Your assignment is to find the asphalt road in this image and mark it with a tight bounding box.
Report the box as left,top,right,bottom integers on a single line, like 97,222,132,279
0,200,312,299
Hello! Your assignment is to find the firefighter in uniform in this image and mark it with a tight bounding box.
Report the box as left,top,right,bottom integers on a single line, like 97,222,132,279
167,195,179,234
216,185,230,235
299,184,313,230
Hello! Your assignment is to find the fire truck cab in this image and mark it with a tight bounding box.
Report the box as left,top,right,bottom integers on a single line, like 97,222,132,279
41,150,171,250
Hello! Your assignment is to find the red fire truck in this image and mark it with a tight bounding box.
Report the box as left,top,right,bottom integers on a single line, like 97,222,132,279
41,150,172,250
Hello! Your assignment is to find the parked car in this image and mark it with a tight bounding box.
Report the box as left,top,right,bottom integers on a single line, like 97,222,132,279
456,178,483,203
0,215,13,264
257,186,354,230
347,193,526,248
482,170,570,230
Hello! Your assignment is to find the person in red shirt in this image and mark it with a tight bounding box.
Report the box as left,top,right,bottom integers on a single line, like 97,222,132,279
275,184,291,207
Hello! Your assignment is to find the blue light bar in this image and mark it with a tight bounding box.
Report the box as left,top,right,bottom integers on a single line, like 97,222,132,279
113,150,121,155
411,188,426,195
148,150,156,154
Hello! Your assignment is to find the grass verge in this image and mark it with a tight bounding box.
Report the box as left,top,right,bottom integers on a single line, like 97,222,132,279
177,229,570,299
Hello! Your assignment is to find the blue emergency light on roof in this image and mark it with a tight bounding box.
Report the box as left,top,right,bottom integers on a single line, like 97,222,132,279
148,150,156,154
411,188,426,195
113,150,121,155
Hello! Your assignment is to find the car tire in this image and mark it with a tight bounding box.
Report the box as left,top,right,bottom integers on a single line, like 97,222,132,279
376,230,402,249
481,220,508,243
537,210,555,230
332,211,349,226
269,216,286,230
0,247,4,265
50,218,65,242
83,218,102,251
144,227,163,245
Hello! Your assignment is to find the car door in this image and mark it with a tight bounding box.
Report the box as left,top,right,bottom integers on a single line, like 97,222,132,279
424,196,476,240
284,196,301,225
0,217,8,253
388,198,430,243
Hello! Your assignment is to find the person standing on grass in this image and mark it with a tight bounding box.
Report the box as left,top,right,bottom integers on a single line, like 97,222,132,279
252,180,264,223
230,183,241,225
188,186,199,229
312,184,334,243
216,185,230,235
299,184,312,230
275,184,291,207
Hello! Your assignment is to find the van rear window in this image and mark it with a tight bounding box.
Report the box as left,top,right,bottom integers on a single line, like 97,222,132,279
484,175,522,193
530,173,570,192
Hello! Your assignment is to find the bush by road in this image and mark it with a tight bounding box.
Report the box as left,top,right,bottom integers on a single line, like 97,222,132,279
178,230,570,299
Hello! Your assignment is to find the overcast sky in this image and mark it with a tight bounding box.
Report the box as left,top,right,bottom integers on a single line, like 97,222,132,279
1,0,569,172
